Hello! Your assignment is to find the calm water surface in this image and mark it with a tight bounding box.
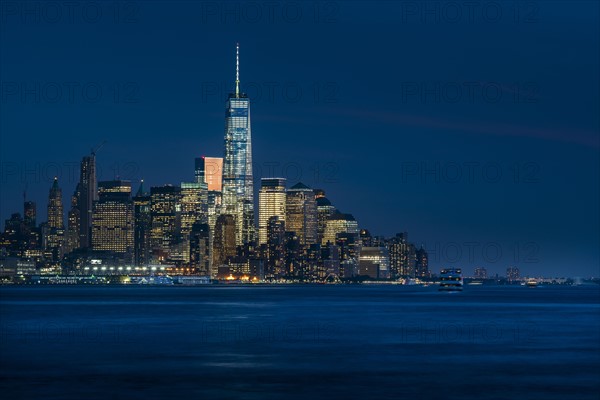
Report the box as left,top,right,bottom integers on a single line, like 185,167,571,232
1,285,599,399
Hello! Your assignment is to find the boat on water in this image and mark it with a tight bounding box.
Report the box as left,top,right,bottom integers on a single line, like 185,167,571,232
526,280,539,287
439,268,463,292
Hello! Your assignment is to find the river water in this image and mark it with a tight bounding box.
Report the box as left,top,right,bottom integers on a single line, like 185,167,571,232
1,284,598,399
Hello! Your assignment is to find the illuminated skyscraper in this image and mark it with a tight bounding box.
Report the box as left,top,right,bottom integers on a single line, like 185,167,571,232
180,182,207,231
315,191,336,244
222,43,255,245
286,182,318,246
387,233,416,278
180,181,208,263
195,156,223,192
91,180,134,262
258,178,286,245
150,185,182,263
195,157,224,270
47,177,63,230
79,153,98,249
46,177,64,261
322,212,358,246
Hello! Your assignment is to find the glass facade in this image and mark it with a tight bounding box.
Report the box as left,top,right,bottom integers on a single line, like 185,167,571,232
195,156,223,192
258,178,287,245
79,154,97,249
322,213,358,246
222,94,255,245
285,182,318,246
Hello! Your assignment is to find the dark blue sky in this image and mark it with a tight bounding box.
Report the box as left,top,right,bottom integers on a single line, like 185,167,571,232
1,1,598,277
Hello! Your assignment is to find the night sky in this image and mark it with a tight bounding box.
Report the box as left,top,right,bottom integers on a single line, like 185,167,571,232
1,1,598,277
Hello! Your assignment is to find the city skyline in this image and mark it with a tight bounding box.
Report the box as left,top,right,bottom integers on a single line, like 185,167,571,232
2,4,598,400
1,2,598,277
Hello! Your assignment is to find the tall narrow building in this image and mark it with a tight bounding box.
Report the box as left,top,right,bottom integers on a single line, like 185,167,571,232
24,200,36,229
79,153,98,249
212,214,237,274
222,43,255,246
315,190,336,244
46,177,65,261
387,233,416,279
133,181,152,266
47,177,64,230
150,185,182,263
258,178,286,245
65,184,81,254
180,181,208,263
286,182,318,246
195,156,224,267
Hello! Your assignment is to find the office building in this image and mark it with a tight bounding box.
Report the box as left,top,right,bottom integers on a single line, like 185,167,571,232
258,178,286,245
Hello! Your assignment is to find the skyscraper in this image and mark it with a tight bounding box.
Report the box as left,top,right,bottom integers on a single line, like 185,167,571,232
266,216,286,278
91,180,134,262
65,184,81,254
387,233,416,279
150,185,182,263
79,153,98,249
315,191,336,244
212,214,237,273
222,43,255,246
46,177,64,261
133,181,151,266
286,182,318,246
322,212,358,246
47,177,63,230
189,222,210,275
258,178,286,245
195,156,223,192
180,182,207,232
180,181,208,263
23,201,36,229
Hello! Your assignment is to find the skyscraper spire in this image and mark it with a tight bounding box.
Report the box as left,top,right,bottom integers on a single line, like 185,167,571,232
235,42,240,98
223,42,255,245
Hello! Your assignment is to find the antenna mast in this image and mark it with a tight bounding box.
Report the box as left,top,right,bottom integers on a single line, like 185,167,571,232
236,43,240,98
